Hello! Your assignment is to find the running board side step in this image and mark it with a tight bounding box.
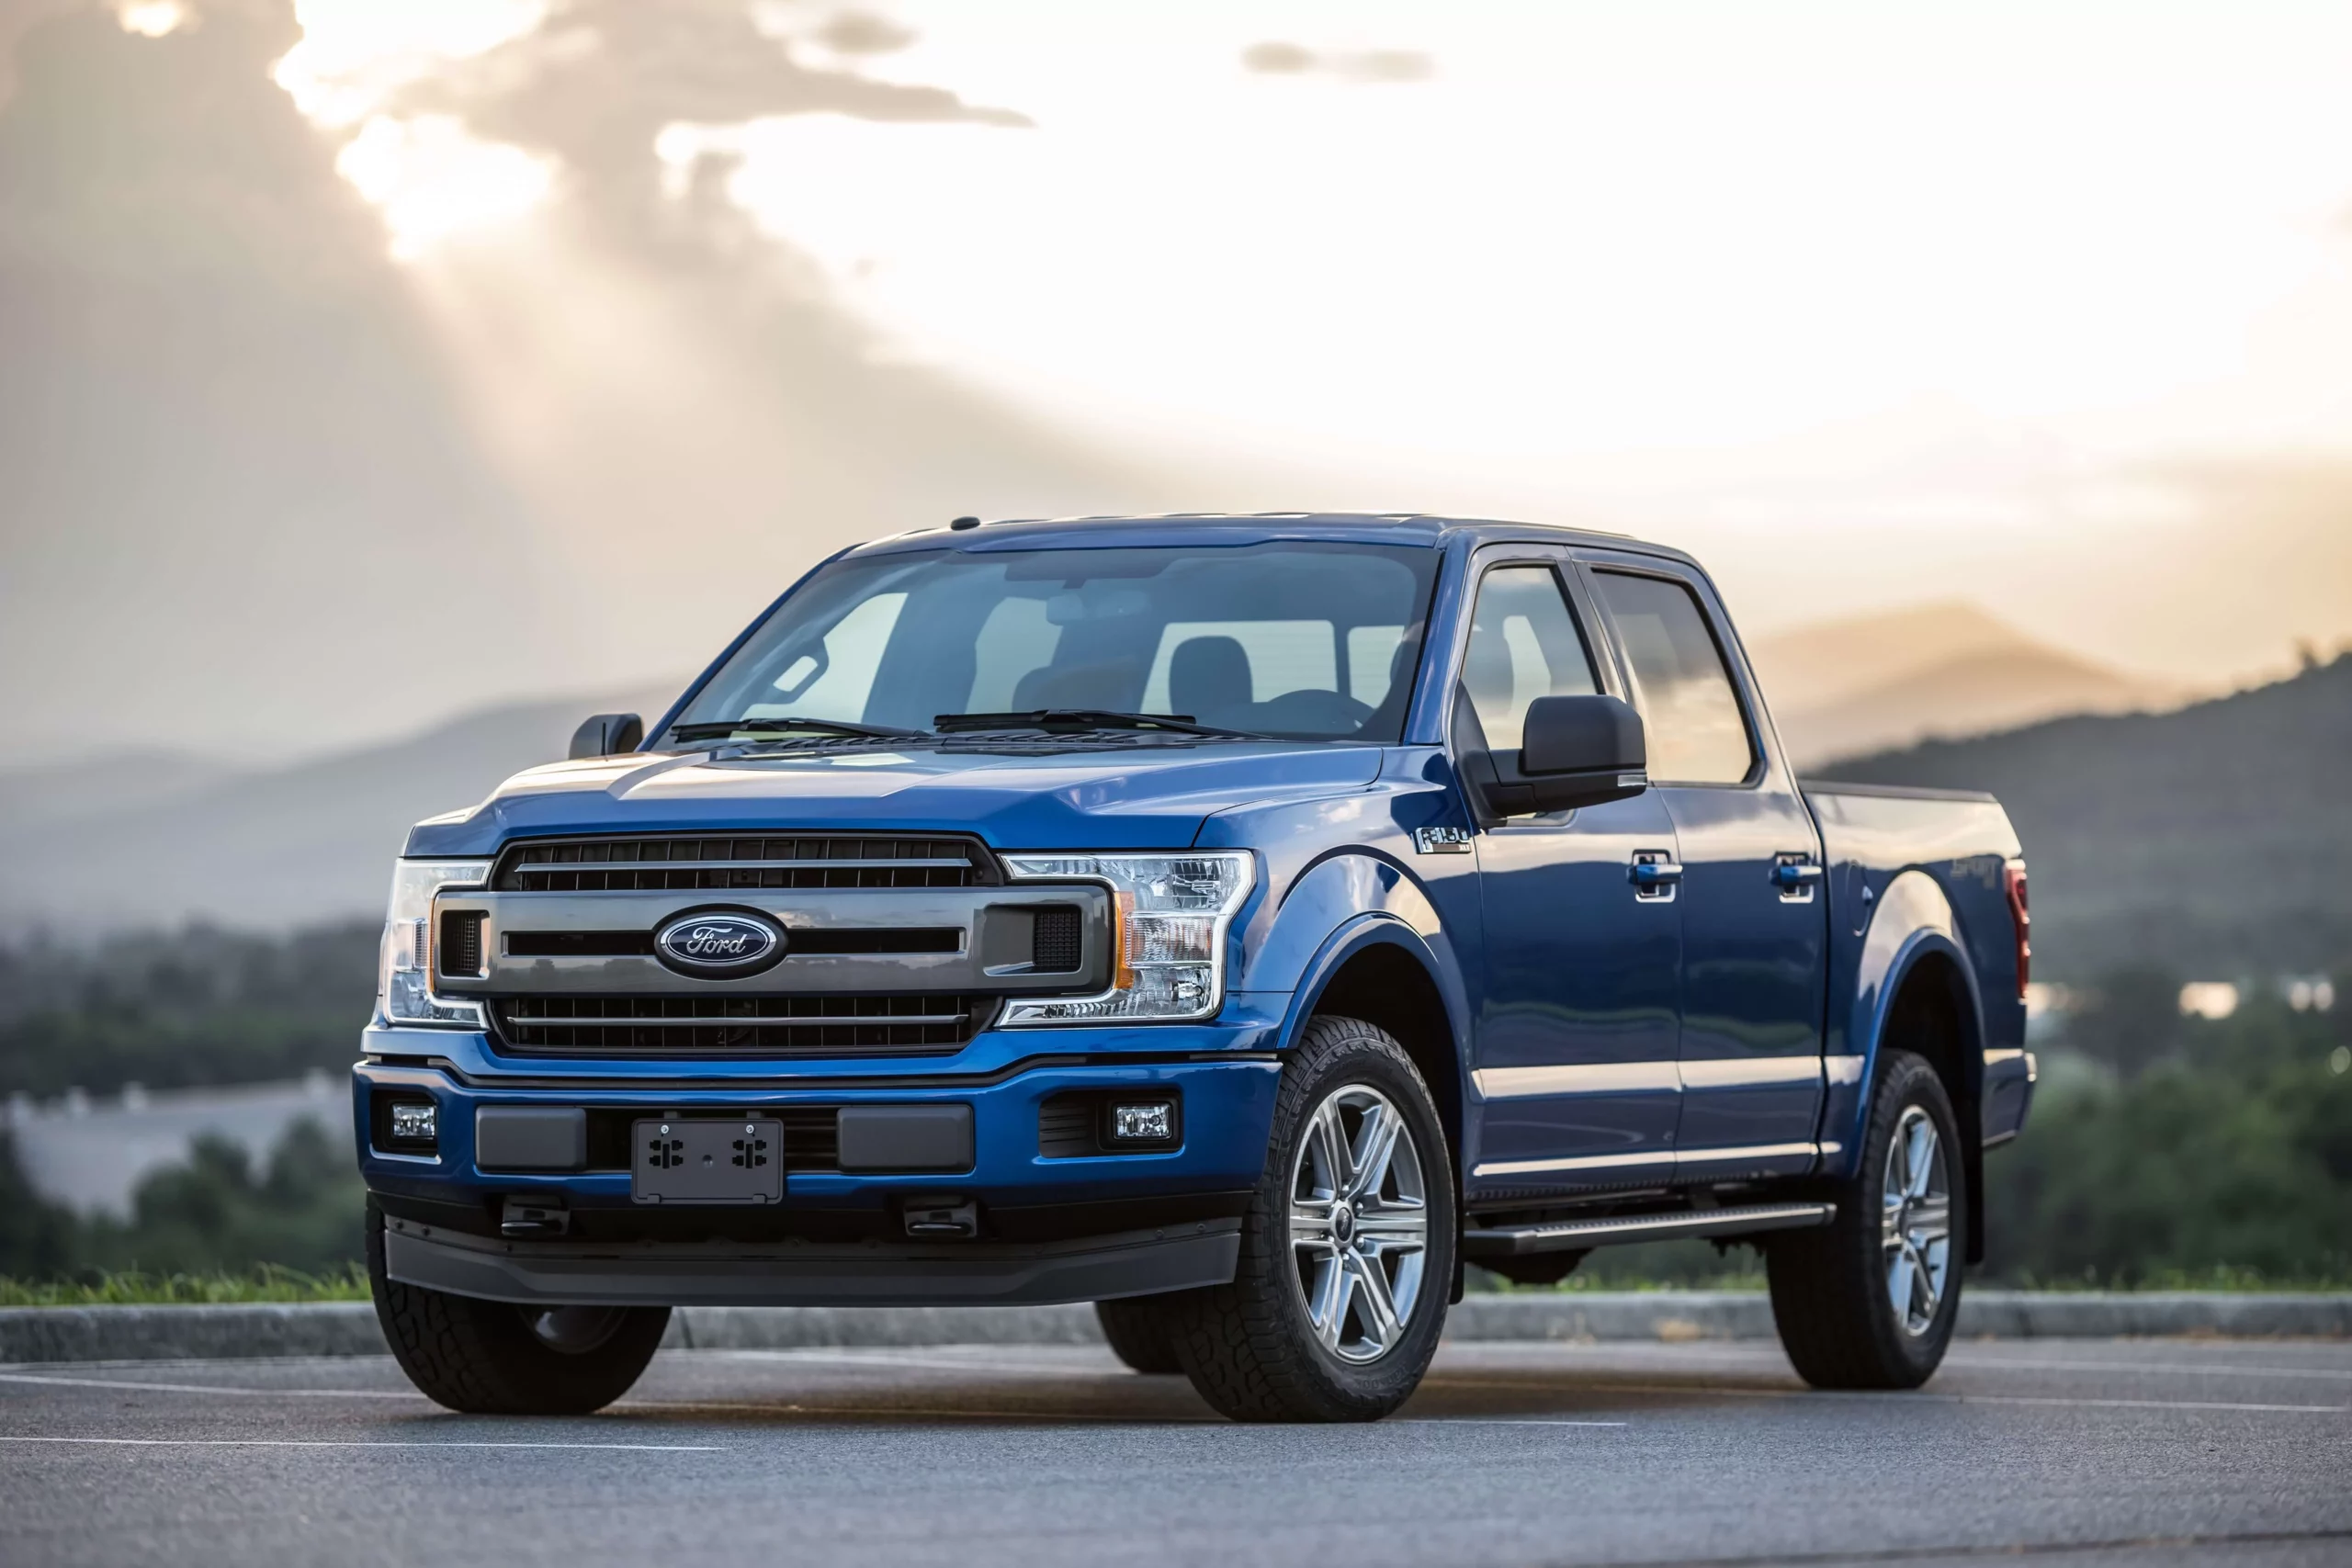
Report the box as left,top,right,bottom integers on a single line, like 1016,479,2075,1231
1462,1201,1836,1258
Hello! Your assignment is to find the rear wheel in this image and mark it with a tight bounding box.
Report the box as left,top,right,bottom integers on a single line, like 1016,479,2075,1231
1166,1015,1455,1422
367,1201,670,1414
1766,1051,1964,1389
1094,1295,1186,1374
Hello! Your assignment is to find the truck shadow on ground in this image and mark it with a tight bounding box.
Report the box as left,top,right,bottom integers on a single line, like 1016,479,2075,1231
529,1353,1818,1431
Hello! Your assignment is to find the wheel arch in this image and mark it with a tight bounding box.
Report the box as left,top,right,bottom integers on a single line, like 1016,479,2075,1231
1838,870,1991,1263
1277,917,1469,1190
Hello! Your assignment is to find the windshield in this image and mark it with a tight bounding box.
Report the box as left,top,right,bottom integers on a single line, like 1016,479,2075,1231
671,540,1441,744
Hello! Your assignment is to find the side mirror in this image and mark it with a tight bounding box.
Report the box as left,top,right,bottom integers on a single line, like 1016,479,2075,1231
1521,694,1645,788
1456,692,1648,820
569,712,644,760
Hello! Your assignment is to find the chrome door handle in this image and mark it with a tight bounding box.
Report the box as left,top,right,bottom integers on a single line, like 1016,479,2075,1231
1630,851,1682,900
1773,853,1823,901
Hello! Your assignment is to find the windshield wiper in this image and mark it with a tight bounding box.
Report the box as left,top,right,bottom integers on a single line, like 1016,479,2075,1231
931,709,1264,739
670,716,923,742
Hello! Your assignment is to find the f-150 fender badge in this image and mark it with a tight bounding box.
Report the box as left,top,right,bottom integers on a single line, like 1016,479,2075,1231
653,910,786,976
1412,826,1474,854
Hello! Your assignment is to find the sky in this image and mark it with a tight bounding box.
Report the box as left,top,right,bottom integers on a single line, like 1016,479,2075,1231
4,0,2351,761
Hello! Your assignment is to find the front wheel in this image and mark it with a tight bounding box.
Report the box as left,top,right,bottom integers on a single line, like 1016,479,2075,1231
1766,1051,1965,1389
1094,1295,1185,1375
1167,1015,1456,1422
367,1201,670,1414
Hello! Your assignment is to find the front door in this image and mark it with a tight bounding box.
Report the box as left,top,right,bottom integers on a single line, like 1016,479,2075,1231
1586,562,1828,1180
1460,557,1684,1194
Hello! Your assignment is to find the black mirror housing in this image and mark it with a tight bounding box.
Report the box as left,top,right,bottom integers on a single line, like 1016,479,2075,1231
1454,691,1649,820
570,712,644,760
1514,694,1648,811
1521,694,1645,775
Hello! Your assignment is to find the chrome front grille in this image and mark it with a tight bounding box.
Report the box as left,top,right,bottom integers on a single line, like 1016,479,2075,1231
490,994,991,1056
494,835,993,894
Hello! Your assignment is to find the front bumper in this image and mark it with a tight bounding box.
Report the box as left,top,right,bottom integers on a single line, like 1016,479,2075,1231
354,1022,1283,1307
380,1213,1240,1308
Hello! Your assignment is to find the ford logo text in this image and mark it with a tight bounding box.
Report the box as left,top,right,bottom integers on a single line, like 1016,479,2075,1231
653,911,786,976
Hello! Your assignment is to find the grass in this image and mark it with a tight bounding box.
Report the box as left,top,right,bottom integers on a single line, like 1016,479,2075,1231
0,1264,370,1307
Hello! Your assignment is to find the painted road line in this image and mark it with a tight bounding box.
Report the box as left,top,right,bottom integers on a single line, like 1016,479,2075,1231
1419,1374,2347,1414
620,1397,1218,1423
0,1371,424,1399
1407,1417,1630,1427
0,1436,721,1451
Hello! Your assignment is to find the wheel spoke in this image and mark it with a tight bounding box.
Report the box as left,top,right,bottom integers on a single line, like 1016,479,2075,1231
1905,1121,1939,1200
1907,1242,1939,1320
1352,1201,1428,1250
1346,1252,1404,1350
1309,1256,1354,1349
1291,1198,1338,1252
1886,1247,1916,1325
1306,1100,1351,1196
1905,1197,1953,1244
1346,1102,1404,1202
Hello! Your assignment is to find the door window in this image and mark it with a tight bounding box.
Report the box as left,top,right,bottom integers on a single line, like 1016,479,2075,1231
1591,571,1755,784
1462,566,1600,751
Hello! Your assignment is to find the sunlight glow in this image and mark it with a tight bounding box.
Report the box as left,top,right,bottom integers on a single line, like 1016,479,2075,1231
335,115,554,260
276,0,543,127
115,2,187,39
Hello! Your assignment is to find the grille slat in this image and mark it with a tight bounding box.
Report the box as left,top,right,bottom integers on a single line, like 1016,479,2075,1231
492,994,989,1057
496,835,991,894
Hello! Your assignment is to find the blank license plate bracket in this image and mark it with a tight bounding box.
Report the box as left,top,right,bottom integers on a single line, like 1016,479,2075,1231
631,1118,783,1205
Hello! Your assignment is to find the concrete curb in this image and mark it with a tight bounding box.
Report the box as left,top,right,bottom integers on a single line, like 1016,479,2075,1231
4,1291,2345,1365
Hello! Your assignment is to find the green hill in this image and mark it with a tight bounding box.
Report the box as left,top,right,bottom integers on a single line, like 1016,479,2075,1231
1818,655,2352,981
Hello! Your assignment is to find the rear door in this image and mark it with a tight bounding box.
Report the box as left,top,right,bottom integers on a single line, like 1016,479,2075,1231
1581,557,1829,1181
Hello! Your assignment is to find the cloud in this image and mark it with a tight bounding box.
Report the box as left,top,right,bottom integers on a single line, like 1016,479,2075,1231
813,9,916,57
396,0,1029,215
1240,40,1434,85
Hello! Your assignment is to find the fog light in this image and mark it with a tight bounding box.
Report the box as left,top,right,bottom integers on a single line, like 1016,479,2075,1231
389,1102,437,1144
1108,1100,1175,1145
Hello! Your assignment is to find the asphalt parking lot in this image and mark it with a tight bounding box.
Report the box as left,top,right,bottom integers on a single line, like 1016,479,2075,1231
2,1337,2346,1568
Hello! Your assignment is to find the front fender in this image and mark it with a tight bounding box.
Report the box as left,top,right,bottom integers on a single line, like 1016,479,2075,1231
1225,850,1474,1060
1826,869,1988,1176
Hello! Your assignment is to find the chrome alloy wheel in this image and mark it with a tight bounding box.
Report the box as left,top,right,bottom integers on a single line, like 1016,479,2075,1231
1882,1105,1954,1337
1288,1084,1430,1363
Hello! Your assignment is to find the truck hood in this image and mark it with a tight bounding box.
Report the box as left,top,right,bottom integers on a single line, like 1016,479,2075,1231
402,741,1386,857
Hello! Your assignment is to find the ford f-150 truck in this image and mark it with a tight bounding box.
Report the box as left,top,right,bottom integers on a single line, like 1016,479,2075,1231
357,513,2034,1422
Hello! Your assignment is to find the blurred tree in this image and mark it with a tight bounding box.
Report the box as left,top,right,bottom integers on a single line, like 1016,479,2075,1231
2063,964,2185,1078
0,1131,79,1280
76,1119,365,1278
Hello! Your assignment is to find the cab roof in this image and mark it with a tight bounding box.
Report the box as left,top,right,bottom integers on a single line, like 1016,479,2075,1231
846,511,1699,568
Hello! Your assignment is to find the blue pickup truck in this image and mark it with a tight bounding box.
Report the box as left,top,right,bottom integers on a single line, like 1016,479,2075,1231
356,513,2034,1421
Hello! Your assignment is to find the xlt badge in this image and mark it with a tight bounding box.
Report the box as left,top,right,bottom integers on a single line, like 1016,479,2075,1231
652,910,786,977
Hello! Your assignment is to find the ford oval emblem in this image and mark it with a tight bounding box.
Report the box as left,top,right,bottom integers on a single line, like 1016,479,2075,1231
653,911,785,977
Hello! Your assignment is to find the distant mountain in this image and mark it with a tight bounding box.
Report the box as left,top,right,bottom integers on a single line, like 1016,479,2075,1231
0,683,679,936
1818,656,2352,979
0,749,242,831
1747,603,2185,768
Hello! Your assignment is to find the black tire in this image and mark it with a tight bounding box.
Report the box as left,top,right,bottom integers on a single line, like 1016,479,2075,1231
1767,1051,1966,1389
1166,1015,1456,1422
367,1201,670,1414
1094,1295,1186,1375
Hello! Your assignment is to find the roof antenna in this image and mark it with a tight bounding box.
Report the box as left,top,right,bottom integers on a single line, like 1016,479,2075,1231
949,515,981,531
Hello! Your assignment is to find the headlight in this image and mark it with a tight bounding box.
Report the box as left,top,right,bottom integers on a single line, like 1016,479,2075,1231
996,852,1254,1025
376,859,492,1029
